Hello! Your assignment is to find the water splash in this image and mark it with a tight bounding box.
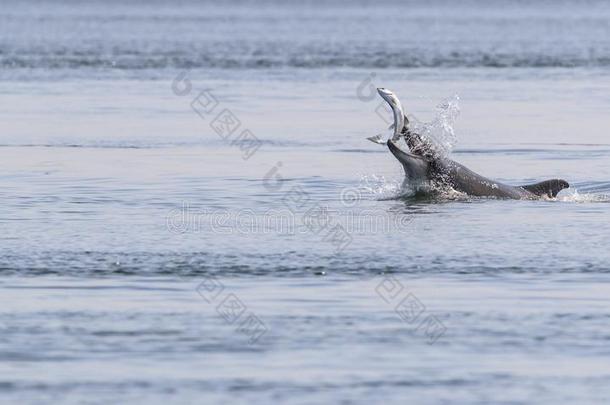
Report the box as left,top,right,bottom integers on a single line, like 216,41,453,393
558,189,610,203
358,174,411,200
408,95,461,157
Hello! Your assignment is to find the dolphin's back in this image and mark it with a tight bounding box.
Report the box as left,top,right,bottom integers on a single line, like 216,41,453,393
387,139,568,200
435,158,533,199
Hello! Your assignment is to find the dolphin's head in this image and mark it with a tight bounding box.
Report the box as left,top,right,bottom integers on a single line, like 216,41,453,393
387,139,413,164
387,140,431,182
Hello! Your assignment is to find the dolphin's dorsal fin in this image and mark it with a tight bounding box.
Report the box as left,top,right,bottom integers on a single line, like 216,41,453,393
521,179,569,198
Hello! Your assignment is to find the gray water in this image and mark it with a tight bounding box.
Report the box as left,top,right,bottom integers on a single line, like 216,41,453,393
2,1,610,404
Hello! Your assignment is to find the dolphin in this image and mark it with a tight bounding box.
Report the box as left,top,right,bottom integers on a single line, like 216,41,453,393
373,88,569,199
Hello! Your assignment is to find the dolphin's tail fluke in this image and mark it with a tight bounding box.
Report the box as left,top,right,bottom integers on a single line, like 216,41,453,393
367,134,386,145
521,179,570,198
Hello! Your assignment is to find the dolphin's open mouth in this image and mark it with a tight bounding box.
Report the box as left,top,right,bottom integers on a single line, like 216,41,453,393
387,140,410,163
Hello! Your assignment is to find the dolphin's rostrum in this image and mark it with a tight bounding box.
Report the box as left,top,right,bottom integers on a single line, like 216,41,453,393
373,88,569,199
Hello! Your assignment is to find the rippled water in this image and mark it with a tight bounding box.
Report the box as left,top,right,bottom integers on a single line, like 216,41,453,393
3,0,610,78
2,1,610,404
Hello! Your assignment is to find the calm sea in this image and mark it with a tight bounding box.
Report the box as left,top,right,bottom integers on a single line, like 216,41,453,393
1,0,610,403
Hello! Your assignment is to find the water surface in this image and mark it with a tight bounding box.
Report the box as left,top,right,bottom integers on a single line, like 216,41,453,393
1,1,610,403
